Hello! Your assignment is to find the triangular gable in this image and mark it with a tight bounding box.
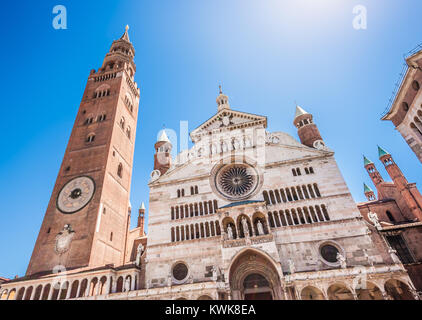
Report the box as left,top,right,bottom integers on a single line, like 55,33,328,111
191,109,267,138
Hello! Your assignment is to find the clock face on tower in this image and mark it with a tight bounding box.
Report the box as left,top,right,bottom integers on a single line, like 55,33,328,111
56,176,96,214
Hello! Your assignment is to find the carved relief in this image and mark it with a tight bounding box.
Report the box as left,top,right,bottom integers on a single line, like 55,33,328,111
54,224,75,255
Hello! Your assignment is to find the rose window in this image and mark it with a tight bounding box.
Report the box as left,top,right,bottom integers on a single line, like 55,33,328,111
215,164,259,200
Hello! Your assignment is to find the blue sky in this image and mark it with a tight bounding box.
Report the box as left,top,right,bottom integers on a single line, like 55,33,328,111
0,0,421,279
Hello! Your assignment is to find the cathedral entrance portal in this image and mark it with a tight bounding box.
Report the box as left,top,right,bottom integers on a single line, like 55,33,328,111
229,249,282,300
243,274,273,300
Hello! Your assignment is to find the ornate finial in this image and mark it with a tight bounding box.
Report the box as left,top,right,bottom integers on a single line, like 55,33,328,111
219,84,223,95
125,25,130,32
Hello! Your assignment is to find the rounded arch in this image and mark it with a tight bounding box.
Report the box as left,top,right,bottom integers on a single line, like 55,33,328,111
33,285,43,300
70,280,79,299
236,214,253,238
24,286,33,300
228,248,282,300
384,279,415,300
222,216,237,239
355,281,384,300
252,212,269,235
99,276,108,295
41,284,51,300
1,289,8,300
78,279,88,298
197,295,213,300
327,282,354,300
116,276,124,293
301,286,325,300
7,289,16,300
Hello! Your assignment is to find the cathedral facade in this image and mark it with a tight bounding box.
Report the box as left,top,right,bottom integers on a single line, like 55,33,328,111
0,28,420,301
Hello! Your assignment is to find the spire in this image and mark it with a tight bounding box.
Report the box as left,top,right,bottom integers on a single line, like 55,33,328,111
294,105,309,119
158,130,171,143
364,183,373,193
378,145,390,158
363,155,373,166
140,202,146,210
120,25,131,42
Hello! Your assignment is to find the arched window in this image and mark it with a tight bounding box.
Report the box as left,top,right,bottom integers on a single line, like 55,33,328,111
126,126,131,139
292,169,297,177
120,117,125,129
313,184,321,197
263,191,270,205
117,163,123,178
97,114,106,122
86,133,96,143
191,186,194,195
195,186,199,194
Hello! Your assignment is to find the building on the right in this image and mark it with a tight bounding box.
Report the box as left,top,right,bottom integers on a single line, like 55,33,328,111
357,146,422,291
382,49,422,163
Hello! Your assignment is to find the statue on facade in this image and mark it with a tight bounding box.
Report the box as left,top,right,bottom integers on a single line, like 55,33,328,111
135,244,144,267
336,252,347,269
257,220,264,236
241,217,249,236
212,266,218,281
227,224,234,240
368,211,382,229
124,277,131,292
288,259,296,274
389,248,402,264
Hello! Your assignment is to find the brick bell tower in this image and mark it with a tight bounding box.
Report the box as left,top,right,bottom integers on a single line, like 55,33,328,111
363,155,385,199
293,106,325,149
378,146,422,221
26,26,141,276
364,183,376,201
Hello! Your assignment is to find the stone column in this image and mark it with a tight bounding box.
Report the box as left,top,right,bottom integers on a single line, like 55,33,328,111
111,277,117,293
265,215,271,234
85,279,92,297
76,282,82,298
95,281,101,296
47,285,54,300
30,287,36,300
131,274,136,291
105,277,110,295
57,286,63,301
66,284,72,300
